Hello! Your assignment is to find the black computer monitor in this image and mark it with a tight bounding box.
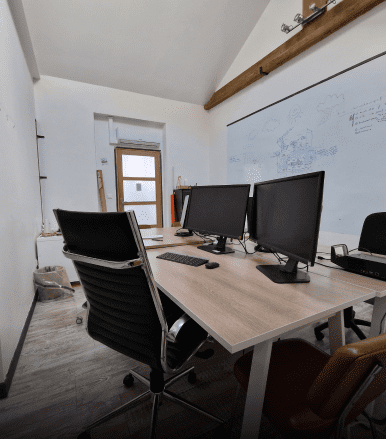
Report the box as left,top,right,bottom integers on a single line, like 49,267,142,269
184,184,250,254
250,171,325,283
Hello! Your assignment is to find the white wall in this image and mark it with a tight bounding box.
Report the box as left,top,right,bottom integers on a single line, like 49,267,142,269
0,0,41,381
34,76,211,229
208,0,386,248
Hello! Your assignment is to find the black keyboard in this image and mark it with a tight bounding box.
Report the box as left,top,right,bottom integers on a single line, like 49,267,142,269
157,252,209,267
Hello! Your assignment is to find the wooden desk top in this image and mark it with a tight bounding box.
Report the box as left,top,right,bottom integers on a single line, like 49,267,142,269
141,227,211,249
240,242,386,296
309,244,386,296
147,243,377,354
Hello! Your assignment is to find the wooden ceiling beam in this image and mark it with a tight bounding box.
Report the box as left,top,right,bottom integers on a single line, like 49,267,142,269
303,0,326,24
204,0,385,111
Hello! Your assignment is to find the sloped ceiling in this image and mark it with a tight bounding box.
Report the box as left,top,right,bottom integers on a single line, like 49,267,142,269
22,0,270,105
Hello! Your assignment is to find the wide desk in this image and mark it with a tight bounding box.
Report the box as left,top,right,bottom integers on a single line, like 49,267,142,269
309,245,386,341
146,239,385,439
141,227,210,249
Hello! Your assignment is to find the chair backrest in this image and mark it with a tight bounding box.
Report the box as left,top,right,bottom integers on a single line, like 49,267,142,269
307,333,386,425
359,212,386,256
54,209,167,371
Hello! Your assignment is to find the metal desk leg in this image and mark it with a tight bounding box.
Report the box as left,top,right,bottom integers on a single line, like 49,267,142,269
240,339,273,439
329,310,345,355
367,296,386,417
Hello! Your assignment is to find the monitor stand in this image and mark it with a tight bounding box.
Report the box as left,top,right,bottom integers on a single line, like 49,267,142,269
198,236,235,255
254,245,272,253
256,258,310,284
175,229,193,237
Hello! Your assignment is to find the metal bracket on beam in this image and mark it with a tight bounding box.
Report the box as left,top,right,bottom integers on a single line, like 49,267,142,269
281,0,336,34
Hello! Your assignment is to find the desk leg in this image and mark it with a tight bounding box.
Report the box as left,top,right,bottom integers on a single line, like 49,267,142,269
240,339,273,439
328,311,345,355
369,296,386,338
367,296,386,418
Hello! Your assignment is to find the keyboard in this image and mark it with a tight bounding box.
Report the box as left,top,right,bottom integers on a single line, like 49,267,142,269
156,252,209,267
142,235,163,240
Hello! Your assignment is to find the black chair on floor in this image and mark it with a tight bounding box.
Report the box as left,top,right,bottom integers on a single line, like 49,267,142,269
314,212,386,341
54,209,224,439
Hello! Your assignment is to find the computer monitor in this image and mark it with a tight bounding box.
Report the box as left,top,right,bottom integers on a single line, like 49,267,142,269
184,184,250,254
174,195,193,237
174,188,191,223
250,171,325,284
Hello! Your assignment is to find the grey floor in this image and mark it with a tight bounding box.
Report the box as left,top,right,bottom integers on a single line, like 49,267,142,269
0,287,383,439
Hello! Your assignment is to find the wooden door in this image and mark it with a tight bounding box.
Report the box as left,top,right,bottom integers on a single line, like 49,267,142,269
116,149,162,228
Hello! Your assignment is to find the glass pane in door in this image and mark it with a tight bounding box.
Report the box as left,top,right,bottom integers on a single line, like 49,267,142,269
124,204,157,225
123,181,156,202
122,155,155,178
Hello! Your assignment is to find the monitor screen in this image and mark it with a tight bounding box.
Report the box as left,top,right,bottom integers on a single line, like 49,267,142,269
251,171,324,266
185,185,250,240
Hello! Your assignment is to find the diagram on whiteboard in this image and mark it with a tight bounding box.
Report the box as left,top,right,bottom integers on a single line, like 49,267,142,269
287,105,302,124
317,94,344,125
275,128,314,176
263,119,280,132
227,53,386,235
274,128,337,176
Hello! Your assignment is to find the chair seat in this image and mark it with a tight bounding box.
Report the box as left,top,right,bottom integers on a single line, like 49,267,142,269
160,290,209,370
166,318,208,369
234,339,336,439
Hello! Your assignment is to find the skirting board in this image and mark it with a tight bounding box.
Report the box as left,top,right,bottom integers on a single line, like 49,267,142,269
0,290,38,399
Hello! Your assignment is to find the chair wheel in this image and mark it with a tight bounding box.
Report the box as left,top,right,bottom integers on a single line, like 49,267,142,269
76,317,83,325
123,373,134,387
315,331,324,341
77,431,91,439
188,370,196,384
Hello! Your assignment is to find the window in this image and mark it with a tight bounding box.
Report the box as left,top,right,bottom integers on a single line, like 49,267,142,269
116,148,162,228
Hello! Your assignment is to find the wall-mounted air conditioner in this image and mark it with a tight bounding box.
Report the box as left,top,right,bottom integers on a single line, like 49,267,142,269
115,127,160,148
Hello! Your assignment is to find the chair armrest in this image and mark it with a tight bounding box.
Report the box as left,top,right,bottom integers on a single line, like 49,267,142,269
62,245,143,269
166,313,192,343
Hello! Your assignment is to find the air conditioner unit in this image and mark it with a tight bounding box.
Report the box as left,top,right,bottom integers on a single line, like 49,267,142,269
116,128,160,148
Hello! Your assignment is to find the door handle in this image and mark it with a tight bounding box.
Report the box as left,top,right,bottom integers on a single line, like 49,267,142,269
120,198,124,211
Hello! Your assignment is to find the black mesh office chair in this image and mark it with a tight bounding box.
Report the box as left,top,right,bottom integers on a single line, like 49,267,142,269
314,212,386,341
54,209,224,439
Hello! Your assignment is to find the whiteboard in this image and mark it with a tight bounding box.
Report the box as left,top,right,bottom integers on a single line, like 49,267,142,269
227,53,386,236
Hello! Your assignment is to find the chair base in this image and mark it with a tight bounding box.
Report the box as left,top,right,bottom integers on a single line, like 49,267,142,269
77,366,224,439
314,307,371,341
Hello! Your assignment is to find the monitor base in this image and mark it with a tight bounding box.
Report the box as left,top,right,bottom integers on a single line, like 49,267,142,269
254,245,271,253
198,244,235,255
256,265,310,284
175,230,193,237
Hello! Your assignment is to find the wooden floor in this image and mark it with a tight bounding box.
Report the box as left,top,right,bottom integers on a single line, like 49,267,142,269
0,287,381,438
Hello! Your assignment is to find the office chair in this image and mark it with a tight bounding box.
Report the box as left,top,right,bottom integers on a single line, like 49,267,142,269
233,335,386,439
314,212,386,341
54,209,224,439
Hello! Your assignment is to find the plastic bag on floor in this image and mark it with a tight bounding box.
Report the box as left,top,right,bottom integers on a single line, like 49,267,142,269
33,266,75,302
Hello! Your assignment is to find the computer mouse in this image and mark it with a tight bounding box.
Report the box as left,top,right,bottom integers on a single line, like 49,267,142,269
205,262,219,269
